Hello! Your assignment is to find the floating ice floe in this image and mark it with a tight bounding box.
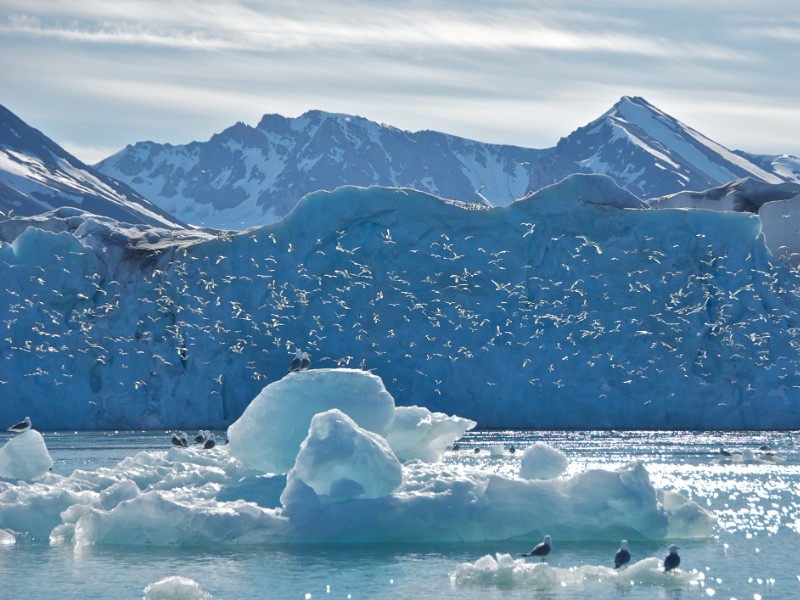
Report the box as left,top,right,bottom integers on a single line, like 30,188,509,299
0,370,714,546
0,430,53,481
452,552,705,592
143,576,213,600
519,442,569,480
0,528,15,545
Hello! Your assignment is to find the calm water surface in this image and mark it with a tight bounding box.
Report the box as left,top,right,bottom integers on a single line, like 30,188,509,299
1,430,799,599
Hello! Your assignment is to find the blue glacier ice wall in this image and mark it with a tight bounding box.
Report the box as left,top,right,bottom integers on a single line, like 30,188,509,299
1,175,799,429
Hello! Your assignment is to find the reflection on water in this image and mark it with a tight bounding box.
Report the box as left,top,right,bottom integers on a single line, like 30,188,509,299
1,429,799,599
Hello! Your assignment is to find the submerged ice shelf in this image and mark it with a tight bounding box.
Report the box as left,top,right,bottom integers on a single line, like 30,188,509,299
0,369,713,547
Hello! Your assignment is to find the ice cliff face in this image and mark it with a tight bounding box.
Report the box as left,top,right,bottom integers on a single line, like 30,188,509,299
2,176,799,431
94,97,798,229
0,104,186,229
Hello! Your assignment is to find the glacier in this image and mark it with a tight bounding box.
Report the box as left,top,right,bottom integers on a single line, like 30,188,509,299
1,174,800,431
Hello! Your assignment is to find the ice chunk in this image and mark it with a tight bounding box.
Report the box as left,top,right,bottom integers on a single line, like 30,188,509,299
227,369,396,473
383,405,476,462
519,442,568,480
452,553,705,591
0,528,15,545
143,576,213,600
282,409,402,504
0,430,53,481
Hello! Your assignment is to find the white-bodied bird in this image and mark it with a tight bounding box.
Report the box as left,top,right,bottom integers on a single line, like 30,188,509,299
7,416,31,433
522,534,552,562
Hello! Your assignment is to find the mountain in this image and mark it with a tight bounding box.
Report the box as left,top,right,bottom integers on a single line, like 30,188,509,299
0,104,187,229
94,97,798,230
95,111,540,229
534,96,787,198
2,177,799,430
733,150,800,183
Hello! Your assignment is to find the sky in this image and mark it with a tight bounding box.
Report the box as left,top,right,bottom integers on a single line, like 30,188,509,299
1,0,799,164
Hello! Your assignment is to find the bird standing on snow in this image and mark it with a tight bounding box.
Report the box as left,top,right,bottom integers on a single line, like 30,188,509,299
171,431,189,447
203,433,216,450
614,539,631,568
664,545,680,572
300,351,311,371
522,534,552,562
194,430,208,445
7,416,31,433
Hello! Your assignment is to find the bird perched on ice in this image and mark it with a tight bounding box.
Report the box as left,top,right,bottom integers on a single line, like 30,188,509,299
522,534,552,561
287,349,304,374
719,446,732,457
287,349,303,373
194,430,208,445
300,351,311,371
614,539,631,569
7,416,31,433
663,545,680,572
203,433,216,450
171,431,189,447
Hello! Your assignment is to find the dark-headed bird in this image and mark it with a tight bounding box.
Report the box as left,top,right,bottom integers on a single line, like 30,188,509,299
664,545,680,572
614,539,631,569
522,534,552,562
7,416,31,433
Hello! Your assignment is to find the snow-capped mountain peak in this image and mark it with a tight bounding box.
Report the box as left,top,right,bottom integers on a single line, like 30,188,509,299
535,95,786,199
93,97,799,230
0,104,186,229
96,110,539,229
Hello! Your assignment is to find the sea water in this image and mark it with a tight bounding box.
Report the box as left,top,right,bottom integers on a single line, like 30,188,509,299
1,430,798,599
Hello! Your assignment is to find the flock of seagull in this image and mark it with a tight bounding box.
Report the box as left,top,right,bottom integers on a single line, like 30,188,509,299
2,201,800,430
523,534,681,572
170,429,221,449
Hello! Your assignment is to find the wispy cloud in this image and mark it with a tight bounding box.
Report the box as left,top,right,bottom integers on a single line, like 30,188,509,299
1,0,797,157
0,4,748,60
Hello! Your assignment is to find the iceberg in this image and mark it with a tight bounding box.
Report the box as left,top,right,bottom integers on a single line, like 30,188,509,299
519,441,569,480
282,409,403,503
0,430,53,481
0,371,713,546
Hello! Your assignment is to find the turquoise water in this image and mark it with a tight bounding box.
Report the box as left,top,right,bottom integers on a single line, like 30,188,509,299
2,430,799,599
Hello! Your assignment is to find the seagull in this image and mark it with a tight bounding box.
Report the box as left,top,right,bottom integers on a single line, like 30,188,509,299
194,430,208,445
171,431,189,447
719,446,732,457
287,349,304,374
7,416,31,433
522,534,552,562
300,351,311,371
614,539,631,569
664,545,680,572
203,433,216,450
507,444,516,454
